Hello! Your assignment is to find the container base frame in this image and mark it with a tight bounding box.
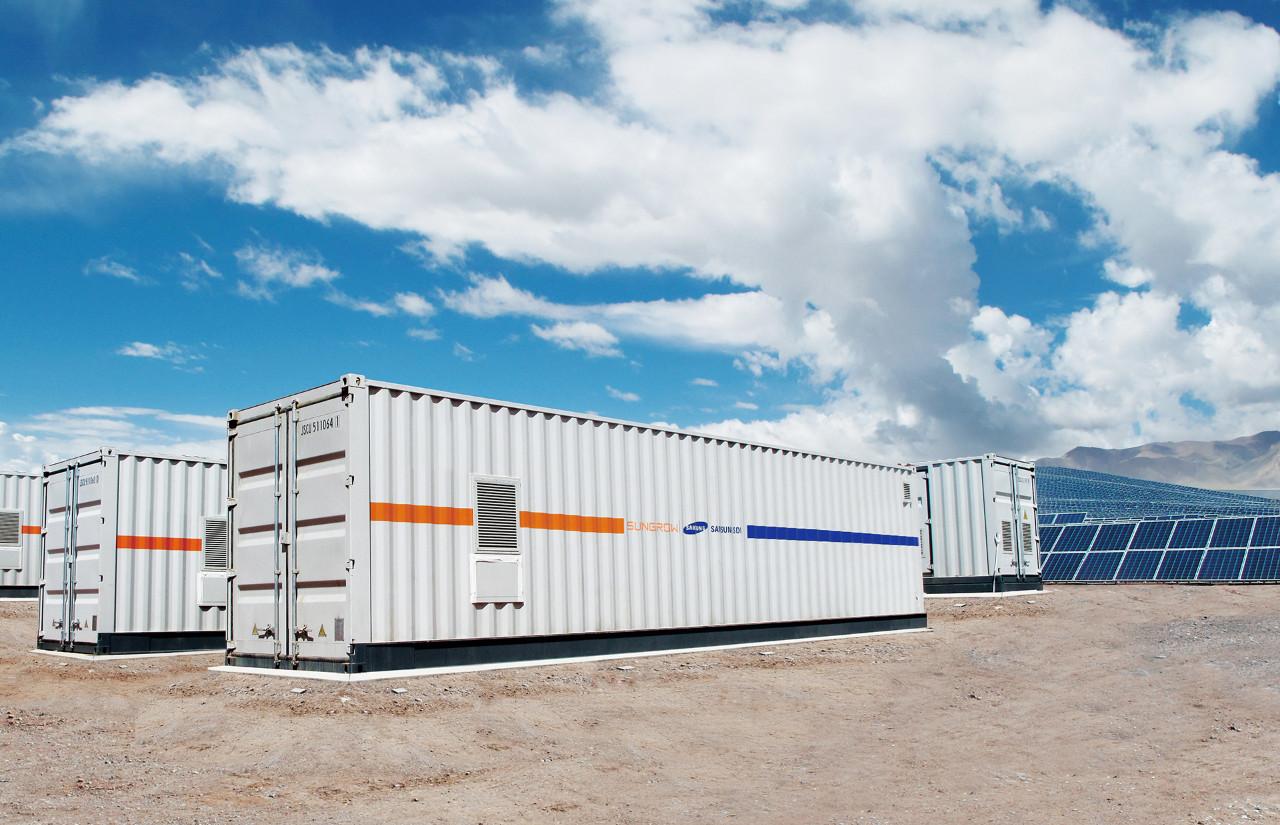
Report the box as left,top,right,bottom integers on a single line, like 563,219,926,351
922,575,1043,595
226,612,928,675
36,630,225,656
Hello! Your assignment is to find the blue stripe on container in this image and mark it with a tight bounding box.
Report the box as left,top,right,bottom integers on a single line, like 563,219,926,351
746,524,919,547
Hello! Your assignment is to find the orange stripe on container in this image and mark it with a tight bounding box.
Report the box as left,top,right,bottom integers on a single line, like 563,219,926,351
117,535,202,552
520,511,625,534
370,502,474,526
21,525,40,535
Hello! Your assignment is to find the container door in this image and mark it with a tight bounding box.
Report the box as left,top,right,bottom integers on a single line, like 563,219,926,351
230,397,351,665
230,411,288,661
989,459,1020,578
914,473,933,574
288,397,351,662
1011,464,1038,576
69,461,106,647
41,470,69,646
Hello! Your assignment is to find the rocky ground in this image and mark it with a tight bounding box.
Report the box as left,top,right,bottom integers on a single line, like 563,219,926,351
1,585,1278,824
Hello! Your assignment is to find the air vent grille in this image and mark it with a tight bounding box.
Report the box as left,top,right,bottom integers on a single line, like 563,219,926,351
903,483,912,502
203,516,230,570
476,479,519,553
0,509,19,547
1022,521,1035,554
1001,521,1014,555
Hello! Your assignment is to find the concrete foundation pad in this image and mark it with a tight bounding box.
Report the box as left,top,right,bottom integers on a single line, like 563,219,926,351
925,589,1054,599
209,626,932,683
30,647,221,662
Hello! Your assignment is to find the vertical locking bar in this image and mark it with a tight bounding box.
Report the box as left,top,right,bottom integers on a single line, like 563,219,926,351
1010,464,1024,581
271,409,283,664
289,400,301,667
62,465,79,650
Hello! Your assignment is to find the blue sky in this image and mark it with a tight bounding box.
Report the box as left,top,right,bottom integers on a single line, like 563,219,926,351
1,0,1279,472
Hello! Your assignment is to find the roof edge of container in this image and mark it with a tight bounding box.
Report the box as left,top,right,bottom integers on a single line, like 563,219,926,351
0,470,41,479
229,374,912,473
43,447,226,475
915,453,1036,469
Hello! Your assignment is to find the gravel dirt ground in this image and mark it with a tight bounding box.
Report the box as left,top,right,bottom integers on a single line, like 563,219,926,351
1,585,1278,824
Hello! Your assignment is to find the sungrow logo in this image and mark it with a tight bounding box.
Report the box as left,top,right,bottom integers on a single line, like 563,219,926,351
683,521,708,535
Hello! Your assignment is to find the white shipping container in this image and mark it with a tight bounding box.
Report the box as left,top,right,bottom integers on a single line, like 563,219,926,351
226,375,927,675
0,472,42,598
915,454,1040,594
37,449,228,654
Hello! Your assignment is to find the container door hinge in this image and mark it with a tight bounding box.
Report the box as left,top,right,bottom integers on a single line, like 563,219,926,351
345,558,355,571
279,531,291,547
345,475,355,488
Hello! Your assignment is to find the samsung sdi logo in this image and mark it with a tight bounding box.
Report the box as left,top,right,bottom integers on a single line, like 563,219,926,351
682,521,742,535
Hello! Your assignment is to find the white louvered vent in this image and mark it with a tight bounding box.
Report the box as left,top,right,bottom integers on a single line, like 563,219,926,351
903,483,912,502
0,509,19,547
475,478,519,554
1001,521,1014,555
1022,521,1035,554
203,516,230,571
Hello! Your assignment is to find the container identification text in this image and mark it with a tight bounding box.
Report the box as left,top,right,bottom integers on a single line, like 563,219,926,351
299,414,341,438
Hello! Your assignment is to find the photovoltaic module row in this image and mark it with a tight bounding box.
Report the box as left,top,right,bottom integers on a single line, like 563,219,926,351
1040,515,1280,583
1036,466,1280,522
1041,517,1280,553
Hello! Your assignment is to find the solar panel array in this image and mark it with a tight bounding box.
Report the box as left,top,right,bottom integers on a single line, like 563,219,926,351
1037,466,1280,522
1040,515,1280,583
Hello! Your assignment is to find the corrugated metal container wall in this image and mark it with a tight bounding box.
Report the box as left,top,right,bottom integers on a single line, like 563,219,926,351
366,388,923,643
226,376,927,673
923,459,988,579
917,455,1040,593
114,454,226,634
0,473,42,596
37,450,227,654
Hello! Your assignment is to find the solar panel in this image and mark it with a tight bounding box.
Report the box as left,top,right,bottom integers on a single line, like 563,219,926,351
1037,466,1280,522
1116,550,1163,581
1168,520,1213,549
1034,463,1280,584
1038,525,1063,553
1251,517,1280,547
1075,552,1123,581
1092,523,1137,552
1130,520,1175,550
1155,549,1205,580
1031,511,1280,583
1197,549,1246,580
1242,547,1280,580
1041,552,1085,580
1055,525,1099,552
1209,517,1254,548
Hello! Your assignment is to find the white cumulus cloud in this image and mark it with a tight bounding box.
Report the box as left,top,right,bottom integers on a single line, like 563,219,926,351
0,405,225,473
15,4,1280,460
83,255,143,283
394,291,434,318
116,340,204,368
234,243,340,300
606,385,640,403
531,320,622,357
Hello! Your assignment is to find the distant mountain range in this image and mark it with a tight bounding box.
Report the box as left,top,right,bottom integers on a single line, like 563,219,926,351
1040,431,1280,492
